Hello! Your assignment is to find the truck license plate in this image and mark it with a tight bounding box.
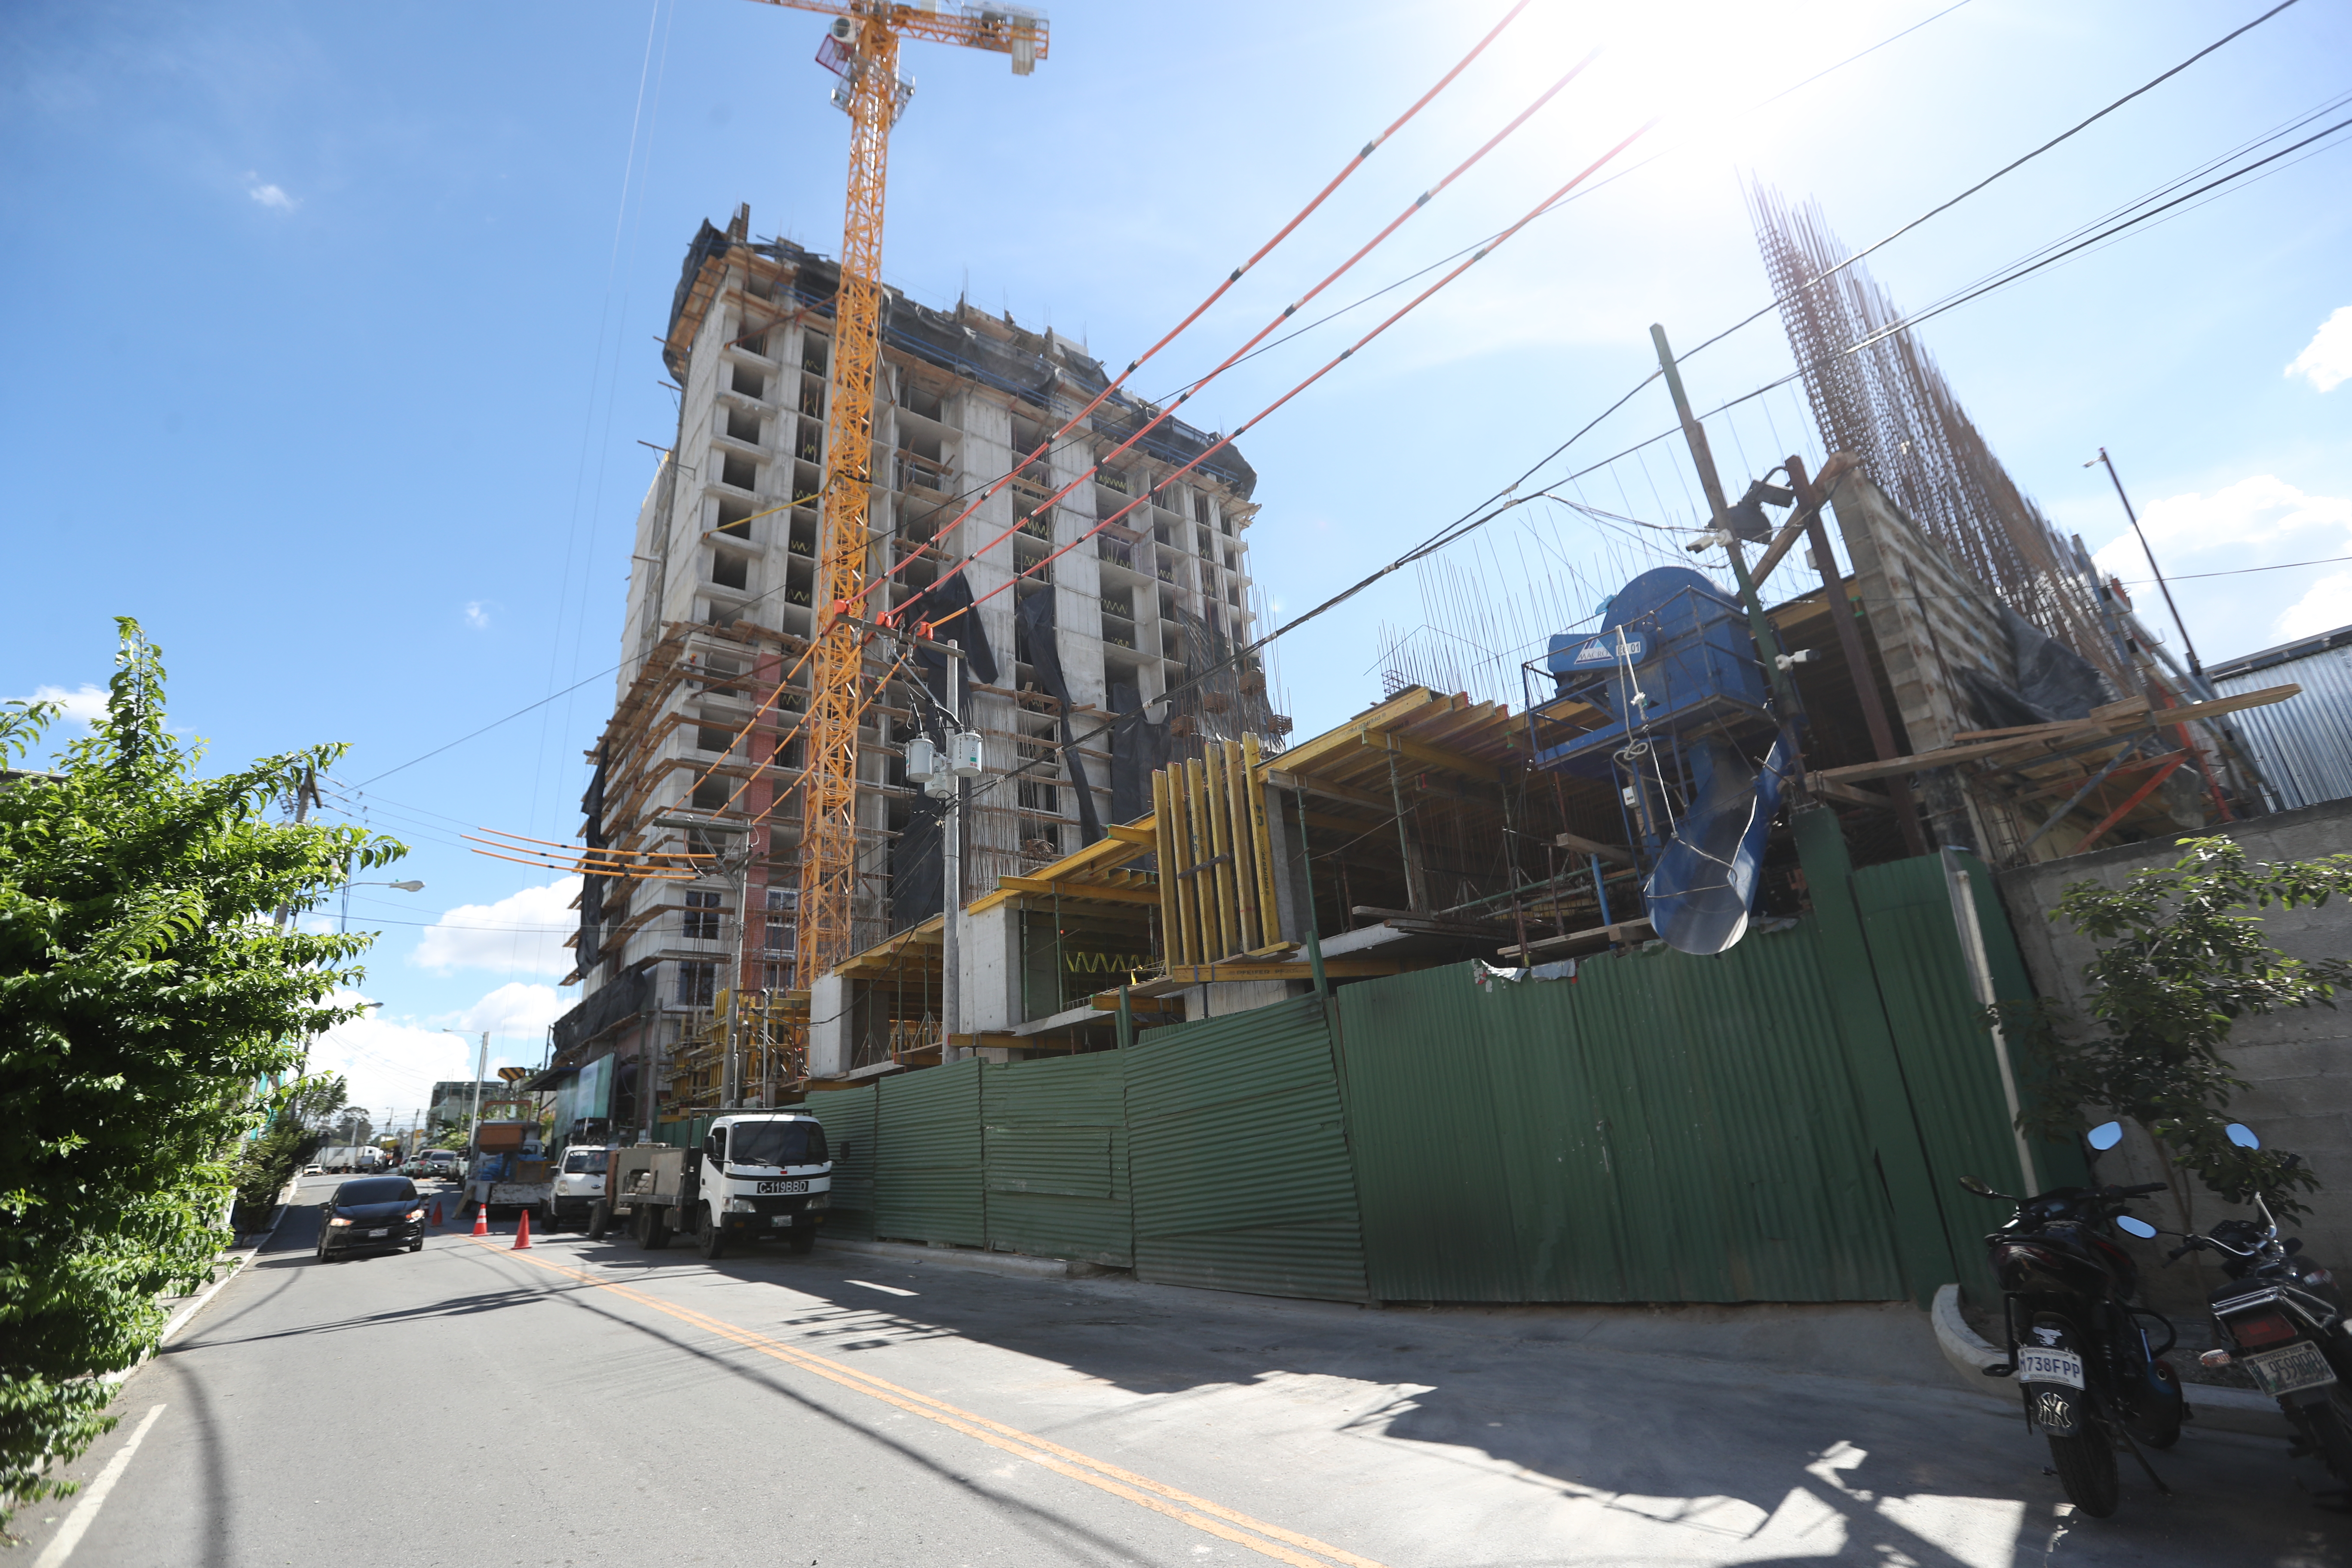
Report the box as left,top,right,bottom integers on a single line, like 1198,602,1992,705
2017,1348,2084,1390
772,1215,793,1227
2243,1341,2337,1397
758,1179,808,1194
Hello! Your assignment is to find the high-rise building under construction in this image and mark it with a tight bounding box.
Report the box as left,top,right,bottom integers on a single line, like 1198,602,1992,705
547,206,1286,1128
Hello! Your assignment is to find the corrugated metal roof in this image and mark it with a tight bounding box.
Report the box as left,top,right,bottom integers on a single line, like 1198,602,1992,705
1126,995,1370,1303
2214,640,2352,809
875,1059,985,1247
981,1053,1133,1267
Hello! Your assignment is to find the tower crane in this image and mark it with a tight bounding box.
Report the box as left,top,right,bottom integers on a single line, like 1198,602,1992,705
743,0,1049,995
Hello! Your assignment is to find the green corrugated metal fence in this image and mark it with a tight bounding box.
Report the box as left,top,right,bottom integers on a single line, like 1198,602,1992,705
1124,995,1370,1302
1852,852,2088,1300
803,1087,878,1240
981,1052,1133,1267
1335,924,1909,1305
875,1057,985,1246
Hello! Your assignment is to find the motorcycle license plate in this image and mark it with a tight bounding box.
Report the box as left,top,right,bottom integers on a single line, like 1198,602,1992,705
2016,1348,2084,1390
758,1179,808,1195
2242,1341,2337,1398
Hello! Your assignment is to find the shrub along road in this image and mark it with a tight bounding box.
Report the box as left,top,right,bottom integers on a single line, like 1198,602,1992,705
14,1173,2346,1566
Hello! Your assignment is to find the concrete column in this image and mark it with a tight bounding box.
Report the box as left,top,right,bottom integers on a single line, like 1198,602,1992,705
808,972,850,1075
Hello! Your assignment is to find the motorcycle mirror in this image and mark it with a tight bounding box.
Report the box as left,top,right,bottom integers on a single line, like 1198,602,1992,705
2115,1216,2158,1239
2086,1121,2125,1151
1957,1175,2001,1198
2225,1123,2261,1150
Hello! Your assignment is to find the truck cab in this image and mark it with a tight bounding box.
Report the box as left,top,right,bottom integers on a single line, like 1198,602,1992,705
692,1112,832,1259
549,1144,614,1231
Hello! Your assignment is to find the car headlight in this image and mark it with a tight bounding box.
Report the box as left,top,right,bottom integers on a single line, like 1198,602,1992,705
726,1197,757,1213
404,1209,424,1222
328,1216,352,1227
807,1193,830,1210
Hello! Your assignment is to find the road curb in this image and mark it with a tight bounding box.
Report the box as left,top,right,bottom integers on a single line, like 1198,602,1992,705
1930,1283,2285,1438
817,1237,1102,1280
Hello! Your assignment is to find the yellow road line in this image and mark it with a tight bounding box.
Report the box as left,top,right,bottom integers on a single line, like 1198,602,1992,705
470,1237,1392,1568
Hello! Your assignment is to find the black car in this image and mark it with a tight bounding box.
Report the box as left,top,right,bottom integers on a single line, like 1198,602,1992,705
316,1176,427,1261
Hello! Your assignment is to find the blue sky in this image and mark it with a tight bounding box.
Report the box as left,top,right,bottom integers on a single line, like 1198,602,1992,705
5,0,2346,1122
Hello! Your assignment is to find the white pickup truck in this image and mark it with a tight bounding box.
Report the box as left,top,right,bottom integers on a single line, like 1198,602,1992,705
548,1145,614,1231
597,1112,832,1259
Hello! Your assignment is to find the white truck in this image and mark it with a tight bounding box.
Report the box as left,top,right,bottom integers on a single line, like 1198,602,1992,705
548,1145,615,1231
594,1111,832,1259
461,1120,554,1224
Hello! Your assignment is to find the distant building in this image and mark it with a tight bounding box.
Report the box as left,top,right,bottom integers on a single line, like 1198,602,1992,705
426,1080,500,1135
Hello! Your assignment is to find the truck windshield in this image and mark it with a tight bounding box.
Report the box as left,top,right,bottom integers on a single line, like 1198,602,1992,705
727,1121,827,1168
563,1150,609,1174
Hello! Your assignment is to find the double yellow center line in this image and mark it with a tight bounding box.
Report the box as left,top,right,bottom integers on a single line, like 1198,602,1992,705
473,1239,1393,1568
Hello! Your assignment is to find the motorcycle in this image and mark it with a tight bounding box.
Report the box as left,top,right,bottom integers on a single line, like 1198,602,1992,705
2165,1122,2352,1494
1957,1118,2184,1519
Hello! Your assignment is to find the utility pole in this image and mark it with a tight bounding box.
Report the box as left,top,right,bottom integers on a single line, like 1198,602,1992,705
2087,447,2206,689
1649,325,1805,731
941,653,963,1066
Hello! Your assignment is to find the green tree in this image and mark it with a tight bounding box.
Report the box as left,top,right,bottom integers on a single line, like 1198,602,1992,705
0,622,402,1520
2021,836,2352,1217
229,1071,351,1226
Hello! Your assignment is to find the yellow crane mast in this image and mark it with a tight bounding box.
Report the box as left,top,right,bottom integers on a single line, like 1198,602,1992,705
744,0,1048,992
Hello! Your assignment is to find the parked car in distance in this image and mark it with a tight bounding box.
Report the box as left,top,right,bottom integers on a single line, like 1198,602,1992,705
302,1163,324,1176
316,1176,426,1262
418,1150,461,1181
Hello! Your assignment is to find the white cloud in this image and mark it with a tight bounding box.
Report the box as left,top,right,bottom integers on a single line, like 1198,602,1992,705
2091,477,2352,586
463,600,492,630
305,986,552,1122
244,172,296,211
2287,306,2352,393
6,683,108,728
2087,475,2352,659
2278,572,2352,641
456,981,568,1036
412,876,580,977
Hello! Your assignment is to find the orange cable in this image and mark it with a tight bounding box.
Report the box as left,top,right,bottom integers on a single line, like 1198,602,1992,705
851,3,1546,616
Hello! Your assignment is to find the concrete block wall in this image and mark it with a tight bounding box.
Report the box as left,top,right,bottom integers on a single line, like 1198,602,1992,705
1997,796,2352,1312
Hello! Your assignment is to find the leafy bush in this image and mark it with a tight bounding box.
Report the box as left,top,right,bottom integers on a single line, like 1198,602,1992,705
0,622,401,1521
2021,836,2352,1216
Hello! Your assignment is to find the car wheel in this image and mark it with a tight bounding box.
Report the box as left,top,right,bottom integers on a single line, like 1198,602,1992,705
409,1239,424,1253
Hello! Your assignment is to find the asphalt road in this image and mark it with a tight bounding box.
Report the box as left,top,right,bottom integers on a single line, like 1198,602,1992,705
15,1173,2351,1567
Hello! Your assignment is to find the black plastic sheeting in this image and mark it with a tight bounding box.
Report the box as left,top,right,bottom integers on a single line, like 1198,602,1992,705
1016,591,1103,847
1108,681,1170,827
890,793,948,936
897,569,999,688
551,965,649,1058
576,746,609,970
1958,607,2116,731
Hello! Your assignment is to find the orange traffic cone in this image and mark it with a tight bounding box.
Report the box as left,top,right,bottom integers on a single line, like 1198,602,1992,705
512,1209,532,1250
470,1204,488,1238
429,1199,444,1228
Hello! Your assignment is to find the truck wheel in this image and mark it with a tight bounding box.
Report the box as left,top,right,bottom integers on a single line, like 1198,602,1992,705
698,1207,727,1260
645,1210,673,1250
587,1200,611,1241
788,1229,816,1256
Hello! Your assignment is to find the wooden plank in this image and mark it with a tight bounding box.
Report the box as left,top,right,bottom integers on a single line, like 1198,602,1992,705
1553,831,1637,866
1106,821,1157,846
1262,768,1392,812
1496,916,1654,960
1353,726,1497,779
995,876,1161,905
1271,688,1444,774
1807,775,1893,810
